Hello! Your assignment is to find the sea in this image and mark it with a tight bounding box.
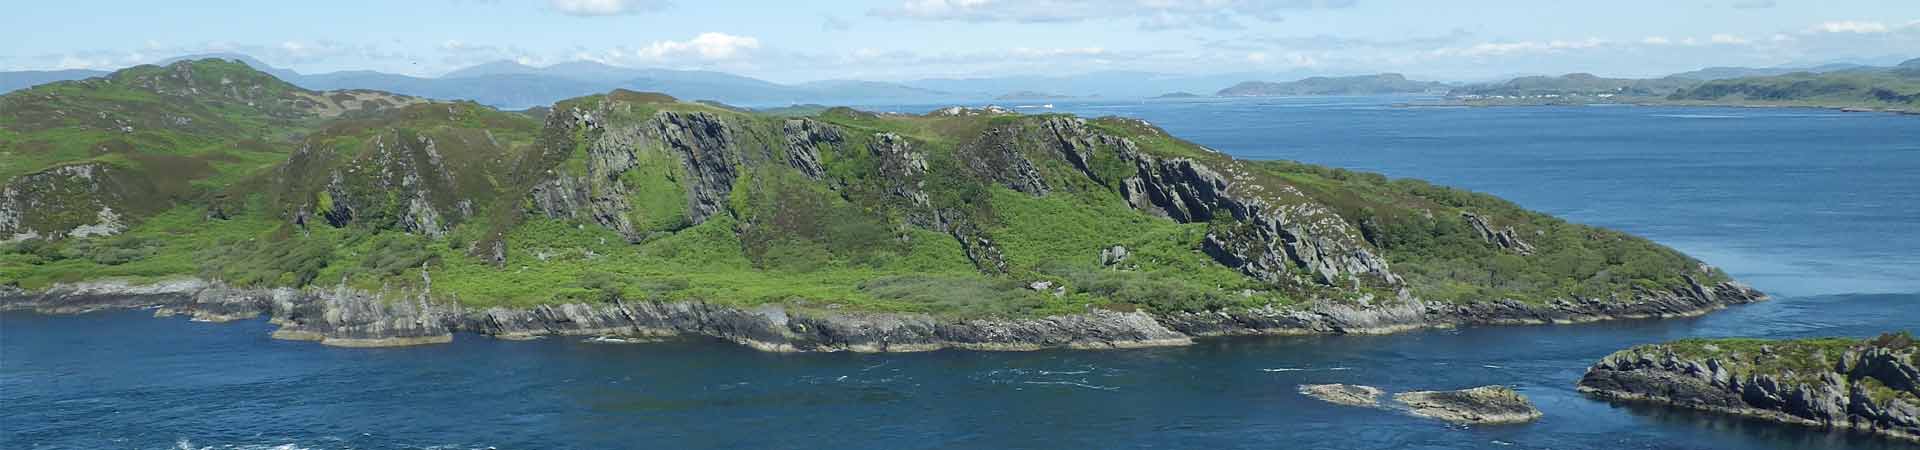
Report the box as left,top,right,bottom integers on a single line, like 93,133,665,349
4,96,1917,449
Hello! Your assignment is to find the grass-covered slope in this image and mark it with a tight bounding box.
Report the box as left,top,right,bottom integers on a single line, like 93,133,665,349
1667,60,1920,109
2,62,1746,320
0,59,423,242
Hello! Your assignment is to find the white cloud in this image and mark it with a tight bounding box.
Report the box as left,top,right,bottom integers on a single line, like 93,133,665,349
1432,38,1609,57
575,32,763,67
1710,34,1750,44
548,0,671,17
1641,36,1671,45
869,0,1351,31
1811,20,1890,34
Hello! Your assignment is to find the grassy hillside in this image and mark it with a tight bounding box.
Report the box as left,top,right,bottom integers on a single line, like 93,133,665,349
1667,61,1920,109
1,60,1737,318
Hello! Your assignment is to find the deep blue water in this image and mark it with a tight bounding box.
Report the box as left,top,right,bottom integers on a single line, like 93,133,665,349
5,97,1919,450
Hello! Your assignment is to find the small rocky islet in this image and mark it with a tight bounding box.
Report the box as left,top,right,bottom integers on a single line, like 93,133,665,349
1298,383,1543,425
1578,332,1920,442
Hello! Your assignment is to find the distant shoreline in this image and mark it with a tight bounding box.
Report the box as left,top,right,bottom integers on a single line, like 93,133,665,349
1395,98,1920,116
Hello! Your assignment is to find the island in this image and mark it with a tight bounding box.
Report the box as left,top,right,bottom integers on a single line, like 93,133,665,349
0,59,1764,351
1443,58,1920,114
1298,384,1543,424
1151,92,1203,99
1579,333,1920,441
994,90,1073,100
1216,74,1445,97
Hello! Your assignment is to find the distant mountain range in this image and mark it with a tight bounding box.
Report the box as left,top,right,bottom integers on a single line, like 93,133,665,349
3,54,1916,108
1216,74,1446,97
1666,58,1920,109
1,54,955,108
1449,73,1698,97
0,69,108,93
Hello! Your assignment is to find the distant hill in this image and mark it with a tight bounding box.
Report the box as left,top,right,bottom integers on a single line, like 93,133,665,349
995,90,1073,100
1152,92,1202,99
1666,58,1920,109
0,69,106,93
1450,73,1698,98
1216,74,1444,97
0,56,956,108
1664,63,1871,81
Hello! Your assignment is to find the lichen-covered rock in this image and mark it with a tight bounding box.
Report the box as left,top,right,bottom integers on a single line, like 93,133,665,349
1300,384,1385,407
1,163,141,242
1579,335,1920,441
1464,211,1536,255
1393,386,1544,424
1037,116,1400,288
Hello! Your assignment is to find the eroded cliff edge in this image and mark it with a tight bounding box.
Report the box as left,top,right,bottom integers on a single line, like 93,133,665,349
0,276,1762,352
1579,334,1920,441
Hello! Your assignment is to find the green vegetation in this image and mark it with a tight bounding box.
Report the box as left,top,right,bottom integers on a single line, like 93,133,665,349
1628,333,1920,404
1667,63,1920,110
1449,59,1920,111
3,60,1742,320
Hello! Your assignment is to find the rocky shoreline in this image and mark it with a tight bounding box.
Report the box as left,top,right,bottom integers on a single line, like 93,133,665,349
0,276,1765,352
1578,336,1920,442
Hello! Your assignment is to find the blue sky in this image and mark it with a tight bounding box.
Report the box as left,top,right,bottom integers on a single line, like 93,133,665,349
4,0,1918,82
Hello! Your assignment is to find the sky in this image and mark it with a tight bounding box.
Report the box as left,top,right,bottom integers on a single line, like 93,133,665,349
3,0,1918,83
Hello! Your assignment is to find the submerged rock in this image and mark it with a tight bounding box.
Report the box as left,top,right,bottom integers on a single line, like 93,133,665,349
1299,384,1384,407
1392,386,1544,424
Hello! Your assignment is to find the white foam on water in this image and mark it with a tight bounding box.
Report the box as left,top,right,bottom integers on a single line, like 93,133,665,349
1021,380,1120,391
1261,367,1353,372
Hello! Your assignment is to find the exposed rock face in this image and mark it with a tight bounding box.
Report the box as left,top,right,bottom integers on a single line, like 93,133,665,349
1,278,1764,353
1037,116,1399,288
781,118,837,180
1300,384,1385,407
294,131,477,238
652,111,741,225
0,279,1190,352
1393,386,1544,424
1,163,140,242
1579,337,1920,441
1463,212,1536,255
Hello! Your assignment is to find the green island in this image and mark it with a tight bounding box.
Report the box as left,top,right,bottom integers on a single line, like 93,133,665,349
1581,332,1920,441
1445,58,1920,113
0,59,1762,350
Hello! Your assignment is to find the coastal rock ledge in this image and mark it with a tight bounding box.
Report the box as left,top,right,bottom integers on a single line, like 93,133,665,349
1297,383,1542,424
1578,334,1920,442
1393,386,1544,424
1,277,1763,353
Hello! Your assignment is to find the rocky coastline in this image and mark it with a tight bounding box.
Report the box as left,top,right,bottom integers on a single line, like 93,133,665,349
0,275,1766,353
1578,335,1920,441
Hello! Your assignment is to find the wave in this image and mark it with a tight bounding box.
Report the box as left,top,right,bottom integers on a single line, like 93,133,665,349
1651,114,1745,119
1021,380,1120,391
1261,367,1353,372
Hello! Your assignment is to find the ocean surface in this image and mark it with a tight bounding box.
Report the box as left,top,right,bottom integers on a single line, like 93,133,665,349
5,96,1919,450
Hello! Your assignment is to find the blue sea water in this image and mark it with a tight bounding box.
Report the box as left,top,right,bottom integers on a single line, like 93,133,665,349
4,97,1919,450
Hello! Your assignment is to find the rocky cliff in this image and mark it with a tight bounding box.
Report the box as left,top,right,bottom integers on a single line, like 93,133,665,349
1579,335,1920,441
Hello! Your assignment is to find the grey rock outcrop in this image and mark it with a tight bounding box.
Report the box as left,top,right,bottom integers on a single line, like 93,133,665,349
1037,116,1399,288
1300,384,1385,407
1393,386,1544,424
1579,339,1920,441
1463,212,1535,255
1,163,137,242
1,276,1764,353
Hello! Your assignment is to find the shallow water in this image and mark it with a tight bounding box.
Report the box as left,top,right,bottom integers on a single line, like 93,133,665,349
4,97,1918,449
